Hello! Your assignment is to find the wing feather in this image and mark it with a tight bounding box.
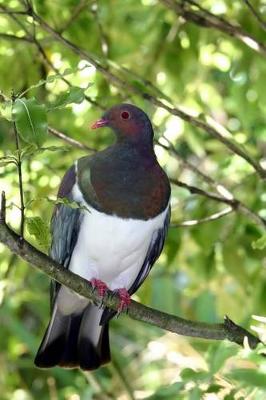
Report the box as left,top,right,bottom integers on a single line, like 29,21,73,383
129,206,171,295
49,165,82,307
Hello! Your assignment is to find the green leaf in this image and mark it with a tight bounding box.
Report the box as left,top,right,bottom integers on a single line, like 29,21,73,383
41,145,70,152
26,216,51,252
46,196,90,212
146,382,184,399
0,100,12,121
228,369,266,388
252,234,266,250
208,343,238,374
48,86,85,110
12,97,48,147
189,387,203,400
180,368,207,382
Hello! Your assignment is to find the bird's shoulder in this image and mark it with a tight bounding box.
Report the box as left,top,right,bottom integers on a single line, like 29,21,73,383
74,144,170,220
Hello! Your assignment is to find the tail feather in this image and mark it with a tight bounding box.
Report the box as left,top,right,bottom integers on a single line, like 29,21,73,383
34,304,110,370
78,305,110,370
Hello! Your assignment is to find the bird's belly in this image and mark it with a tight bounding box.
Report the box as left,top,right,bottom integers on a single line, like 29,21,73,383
68,205,167,289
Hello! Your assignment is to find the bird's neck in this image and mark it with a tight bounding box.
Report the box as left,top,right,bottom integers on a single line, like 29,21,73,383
114,138,156,165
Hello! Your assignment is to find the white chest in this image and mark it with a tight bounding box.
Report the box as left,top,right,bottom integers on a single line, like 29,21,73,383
68,183,168,290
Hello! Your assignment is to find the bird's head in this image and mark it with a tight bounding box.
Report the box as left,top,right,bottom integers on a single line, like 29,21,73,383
91,103,154,144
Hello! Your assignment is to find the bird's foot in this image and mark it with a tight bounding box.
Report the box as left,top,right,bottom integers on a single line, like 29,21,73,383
90,278,108,297
117,288,131,313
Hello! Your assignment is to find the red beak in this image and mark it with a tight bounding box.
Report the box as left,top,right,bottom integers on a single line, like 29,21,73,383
91,118,109,129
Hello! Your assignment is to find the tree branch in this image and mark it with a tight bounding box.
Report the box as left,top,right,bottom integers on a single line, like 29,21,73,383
158,138,266,228
0,32,33,42
58,0,92,34
242,0,266,32
0,191,6,223
48,126,96,152
171,206,233,227
170,178,236,205
159,0,266,57
156,138,232,194
0,214,261,349
146,94,266,180
170,177,266,228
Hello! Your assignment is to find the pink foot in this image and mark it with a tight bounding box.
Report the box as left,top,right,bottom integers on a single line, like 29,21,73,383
90,278,108,297
117,288,131,313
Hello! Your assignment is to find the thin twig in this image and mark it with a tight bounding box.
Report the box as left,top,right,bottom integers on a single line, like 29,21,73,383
0,191,6,223
48,126,97,152
156,138,233,195
91,1,109,58
171,206,233,227
0,33,33,42
83,372,113,400
58,0,91,34
0,9,27,15
0,220,262,349
170,178,236,205
12,96,25,238
110,357,136,400
242,0,266,31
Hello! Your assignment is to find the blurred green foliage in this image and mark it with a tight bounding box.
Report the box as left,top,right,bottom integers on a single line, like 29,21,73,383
0,0,266,399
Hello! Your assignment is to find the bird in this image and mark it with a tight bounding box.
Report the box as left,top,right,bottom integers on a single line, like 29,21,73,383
34,103,171,370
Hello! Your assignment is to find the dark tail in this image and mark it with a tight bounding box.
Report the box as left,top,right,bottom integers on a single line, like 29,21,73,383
34,304,110,370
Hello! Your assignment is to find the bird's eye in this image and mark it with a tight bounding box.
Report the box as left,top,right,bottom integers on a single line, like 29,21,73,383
121,111,130,120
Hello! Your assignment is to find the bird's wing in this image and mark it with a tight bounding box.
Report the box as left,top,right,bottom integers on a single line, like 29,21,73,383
49,165,82,307
36,164,111,370
100,206,171,324
129,206,171,295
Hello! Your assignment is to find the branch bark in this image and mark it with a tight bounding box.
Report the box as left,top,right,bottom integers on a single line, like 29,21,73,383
0,202,261,349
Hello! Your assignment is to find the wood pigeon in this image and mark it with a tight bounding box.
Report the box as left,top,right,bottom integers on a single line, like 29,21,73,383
34,103,171,370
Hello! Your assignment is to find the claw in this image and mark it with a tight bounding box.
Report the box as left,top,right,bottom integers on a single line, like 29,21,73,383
90,278,108,297
117,288,131,313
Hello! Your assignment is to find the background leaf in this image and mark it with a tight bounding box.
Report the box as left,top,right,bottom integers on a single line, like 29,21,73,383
252,234,266,250
48,86,86,110
26,216,51,252
12,97,48,147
